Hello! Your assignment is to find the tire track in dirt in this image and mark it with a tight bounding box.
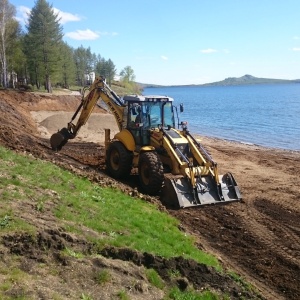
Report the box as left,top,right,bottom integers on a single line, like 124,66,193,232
169,206,286,300
236,200,300,266
252,198,300,259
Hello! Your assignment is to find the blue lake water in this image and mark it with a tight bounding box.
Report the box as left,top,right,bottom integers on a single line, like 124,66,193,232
143,84,300,151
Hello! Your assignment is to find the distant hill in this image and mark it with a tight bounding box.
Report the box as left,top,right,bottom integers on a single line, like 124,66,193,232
138,74,300,89
137,82,163,89
201,74,300,86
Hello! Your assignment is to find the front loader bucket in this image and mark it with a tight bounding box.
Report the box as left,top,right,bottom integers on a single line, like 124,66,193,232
161,173,242,208
50,127,73,151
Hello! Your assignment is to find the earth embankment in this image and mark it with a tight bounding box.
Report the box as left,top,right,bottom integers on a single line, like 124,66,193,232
0,89,299,299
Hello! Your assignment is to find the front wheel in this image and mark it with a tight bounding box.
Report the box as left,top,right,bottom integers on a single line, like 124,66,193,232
138,151,164,195
106,141,132,179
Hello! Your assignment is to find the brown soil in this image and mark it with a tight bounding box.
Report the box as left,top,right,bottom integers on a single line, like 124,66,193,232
0,89,299,299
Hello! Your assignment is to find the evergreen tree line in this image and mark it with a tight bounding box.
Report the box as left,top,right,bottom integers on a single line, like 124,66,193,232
0,0,136,92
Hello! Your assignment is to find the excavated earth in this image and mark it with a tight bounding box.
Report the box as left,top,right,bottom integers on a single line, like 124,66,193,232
0,89,299,299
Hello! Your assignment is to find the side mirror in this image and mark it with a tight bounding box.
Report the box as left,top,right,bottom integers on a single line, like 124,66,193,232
180,103,184,113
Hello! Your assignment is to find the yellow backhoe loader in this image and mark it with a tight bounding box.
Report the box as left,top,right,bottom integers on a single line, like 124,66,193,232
50,76,242,208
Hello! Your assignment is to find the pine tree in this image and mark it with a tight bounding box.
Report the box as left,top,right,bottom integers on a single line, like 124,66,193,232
58,42,75,88
73,46,95,86
25,0,63,92
105,59,116,86
95,57,106,77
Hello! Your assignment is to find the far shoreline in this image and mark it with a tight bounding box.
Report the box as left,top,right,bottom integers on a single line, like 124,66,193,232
31,110,300,155
194,134,300,155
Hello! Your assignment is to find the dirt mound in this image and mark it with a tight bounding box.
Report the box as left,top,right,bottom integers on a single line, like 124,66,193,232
2,231,164,300
0,89,299,299
2,230,258,299
100,247,258,299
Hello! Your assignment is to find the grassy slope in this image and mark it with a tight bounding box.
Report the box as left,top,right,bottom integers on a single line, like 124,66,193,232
0,146,218,266
0,146,227,299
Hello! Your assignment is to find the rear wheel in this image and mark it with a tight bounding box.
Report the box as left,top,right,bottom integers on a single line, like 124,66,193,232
138,151,164,195
106,141,132,179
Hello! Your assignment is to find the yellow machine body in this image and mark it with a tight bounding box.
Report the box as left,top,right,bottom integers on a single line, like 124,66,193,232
51,77,242,208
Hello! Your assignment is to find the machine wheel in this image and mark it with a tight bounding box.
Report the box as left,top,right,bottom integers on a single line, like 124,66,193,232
138,151,164,195
106,141,132,179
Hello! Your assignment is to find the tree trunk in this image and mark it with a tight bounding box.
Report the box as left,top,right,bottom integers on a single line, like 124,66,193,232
0,33,7,88
34,65,40,89
45,73,52,93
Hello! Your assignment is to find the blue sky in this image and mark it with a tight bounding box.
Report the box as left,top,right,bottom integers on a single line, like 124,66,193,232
11,0,300,85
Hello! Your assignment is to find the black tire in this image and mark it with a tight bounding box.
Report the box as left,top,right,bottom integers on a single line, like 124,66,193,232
106,141,132,179
138,152,164,195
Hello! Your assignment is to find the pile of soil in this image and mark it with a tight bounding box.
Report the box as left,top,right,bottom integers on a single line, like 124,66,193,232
0,89,299,299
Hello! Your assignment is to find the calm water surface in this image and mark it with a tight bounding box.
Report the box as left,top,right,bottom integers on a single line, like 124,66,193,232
143,84,300,151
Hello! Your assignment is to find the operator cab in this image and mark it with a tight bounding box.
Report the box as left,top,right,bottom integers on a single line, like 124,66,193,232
123,95,175,146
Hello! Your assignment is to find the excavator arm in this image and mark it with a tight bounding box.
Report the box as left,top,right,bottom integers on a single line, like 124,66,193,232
50,76,125,151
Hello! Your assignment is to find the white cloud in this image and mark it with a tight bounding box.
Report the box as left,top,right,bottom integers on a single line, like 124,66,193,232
161,55,168,60
53,8,81,24
293,36,300,40
15,6,81,26
292,47,300,51
201,48,218,53
65,29,118,40
15,6,31,25
97,31,109,36
65,29,100,40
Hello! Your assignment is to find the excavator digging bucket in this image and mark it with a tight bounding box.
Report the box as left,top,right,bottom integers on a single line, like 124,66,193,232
50,128,73,151
161,173,242,208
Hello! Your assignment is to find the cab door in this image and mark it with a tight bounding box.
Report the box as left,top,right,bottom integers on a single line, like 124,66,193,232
127,102,150,146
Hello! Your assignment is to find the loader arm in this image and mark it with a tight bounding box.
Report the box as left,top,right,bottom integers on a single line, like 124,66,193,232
160,128,242,207
50,76,125,150
185,134,220,183
161,131,210,188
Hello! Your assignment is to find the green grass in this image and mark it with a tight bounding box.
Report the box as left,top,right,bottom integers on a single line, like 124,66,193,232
0,147,225,299
0,212,35,234
95,269,111,284
116,290,130,300
80,293,93,300
145,268,165,289
167,287,220,300
0,266,28,299
1,145,259,299
0,145,219,270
